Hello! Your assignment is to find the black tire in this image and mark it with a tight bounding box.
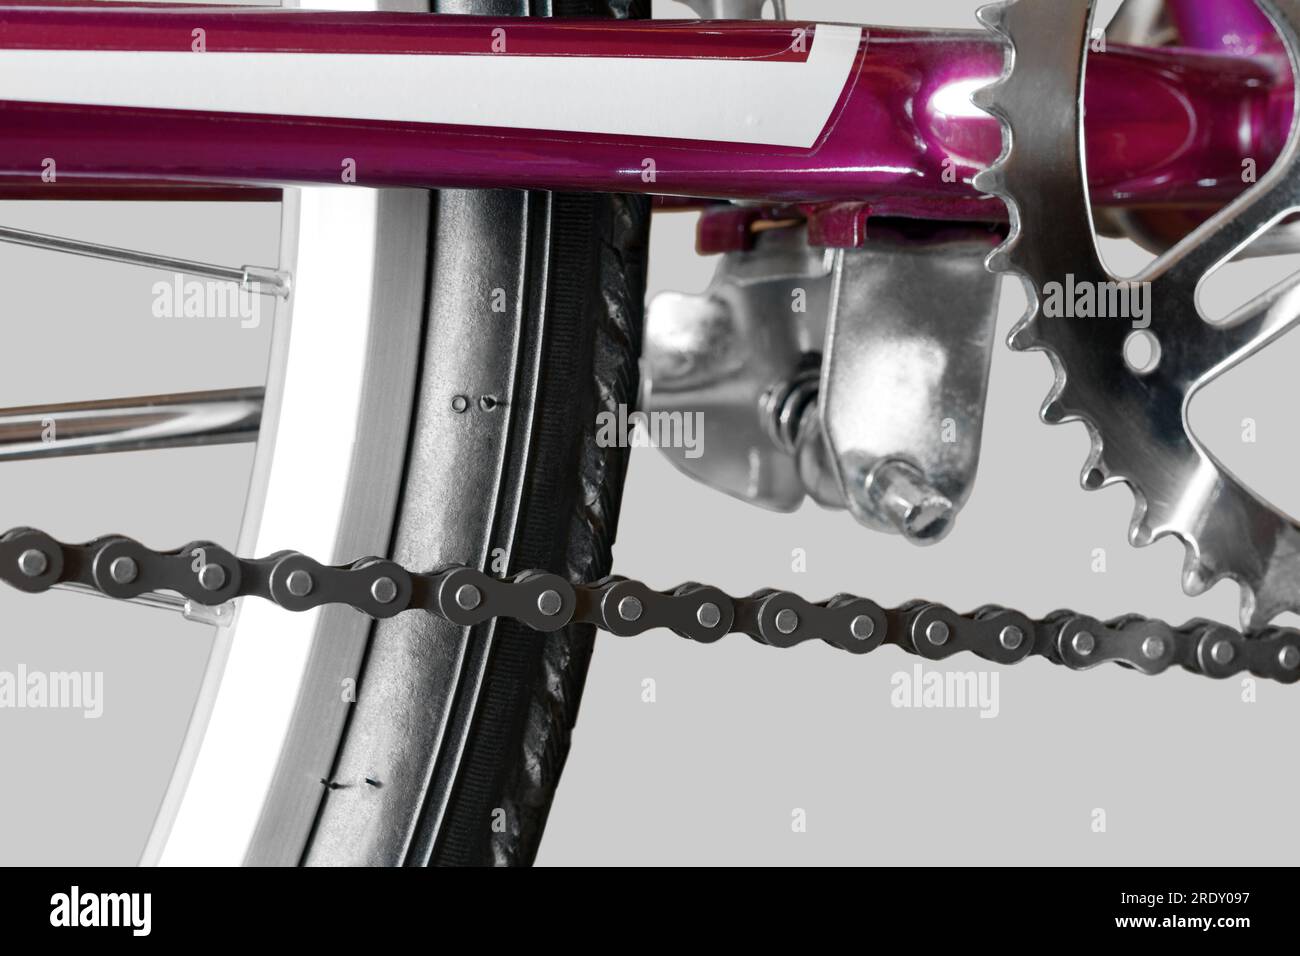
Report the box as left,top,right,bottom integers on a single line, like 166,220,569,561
295,0,652,866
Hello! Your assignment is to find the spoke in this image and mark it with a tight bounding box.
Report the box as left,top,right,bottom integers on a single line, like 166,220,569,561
0,387,262,461
0,226,291,297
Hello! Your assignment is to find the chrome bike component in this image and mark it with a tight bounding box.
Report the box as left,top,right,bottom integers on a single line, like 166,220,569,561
0,388,262,461
0,225,291,297
644,225,1002,544
644,228,833,511
4,526,1298,684
820,229,1002,543
975,0,1300,629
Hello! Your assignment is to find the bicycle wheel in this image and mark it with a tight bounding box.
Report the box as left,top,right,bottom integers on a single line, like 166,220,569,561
151,0,651,867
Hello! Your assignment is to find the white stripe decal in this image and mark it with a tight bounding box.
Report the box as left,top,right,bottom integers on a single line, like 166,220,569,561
0,25,861,148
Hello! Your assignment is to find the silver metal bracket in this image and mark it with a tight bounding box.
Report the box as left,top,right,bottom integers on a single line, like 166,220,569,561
643,228,832,510
644,222,1002,544
818,228,1002,543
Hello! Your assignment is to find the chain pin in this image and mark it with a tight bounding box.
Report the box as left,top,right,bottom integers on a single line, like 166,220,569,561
1210,639,1235,665
925,620,950,646
109,556,138,585
1279,645,1300,671
1141,636,1165,660
454,584,482,611
197,563,227,592
773,608,799,635
617,596,643,622
1071,631,1096,656
537,589,563,617
17,548,48,578
998,625,1024,651
370,576,398,605
849,615,875,641
697,601,722,629
285,569,314,598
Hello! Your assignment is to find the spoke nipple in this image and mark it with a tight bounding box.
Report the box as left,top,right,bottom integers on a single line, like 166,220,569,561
925,620,950,646
849,614,875,641
998,624,1025,651
696,601,722,629
371,576,398,605
197,563,227,592
1071,630,1096,656
617,595,643,622
773,607,800,635
1141,635,1166,660
454,583,482,611
109,555,138,585
1210,639,1235,665
537,589,563,617
17,548,48,578
285,569,314,598
1279,645,1300,671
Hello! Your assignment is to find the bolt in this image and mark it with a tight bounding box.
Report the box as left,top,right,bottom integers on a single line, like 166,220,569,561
371,576,398,605
617,596,643,622
1072,631,1096,656
774,608,799,635
864,460,955,544
849,615,875,641
999,625,1024,651
537,589,563,617
1141,636,1166,660
17,548,47,578
109,556,138,585
197,563,226,592
454,584,482,611
1278,645,1300,671
925,620,950,646
451,395,469,413
1210,639,1235,665
697,601,722,629
285,569,314,598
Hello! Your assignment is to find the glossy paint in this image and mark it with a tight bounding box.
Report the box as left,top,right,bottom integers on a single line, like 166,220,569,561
0,6,1293,216
1168,0,1282,53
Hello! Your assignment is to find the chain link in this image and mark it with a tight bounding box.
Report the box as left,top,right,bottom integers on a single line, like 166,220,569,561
3,526,1299,684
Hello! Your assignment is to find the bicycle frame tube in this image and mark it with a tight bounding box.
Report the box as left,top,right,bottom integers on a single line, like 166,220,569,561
0,6,1293,217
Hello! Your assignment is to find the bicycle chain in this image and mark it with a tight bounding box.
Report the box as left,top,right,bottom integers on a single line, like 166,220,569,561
3,525,1299,684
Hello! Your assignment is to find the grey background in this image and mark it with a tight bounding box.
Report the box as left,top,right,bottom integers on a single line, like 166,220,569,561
540,211,1300,866
1,0,1297,866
